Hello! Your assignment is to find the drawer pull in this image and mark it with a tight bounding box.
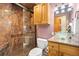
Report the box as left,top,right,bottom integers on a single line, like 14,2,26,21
52,46,54,48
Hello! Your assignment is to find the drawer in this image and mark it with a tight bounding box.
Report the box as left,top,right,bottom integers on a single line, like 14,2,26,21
48,50,58,56
60,44,79,56
48,41,59,51
48,46,58,56
59,52,72,56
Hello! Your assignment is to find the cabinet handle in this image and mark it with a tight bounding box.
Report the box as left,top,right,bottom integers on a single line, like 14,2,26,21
52,46,54,48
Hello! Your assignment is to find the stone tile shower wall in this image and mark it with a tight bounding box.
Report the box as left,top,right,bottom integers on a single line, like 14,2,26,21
23,9,36,55
0,4,23,55
0,3,12,46
9,4,23,55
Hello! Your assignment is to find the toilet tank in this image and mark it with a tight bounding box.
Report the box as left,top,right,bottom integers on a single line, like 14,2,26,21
37,38,48,49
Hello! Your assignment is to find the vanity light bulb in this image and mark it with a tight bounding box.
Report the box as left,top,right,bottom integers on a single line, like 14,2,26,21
56,11,59,14
61,10,65,13
61,5,65,9
69,23,72,26
67,8,72,11
54,7,58,11
68,4,73,7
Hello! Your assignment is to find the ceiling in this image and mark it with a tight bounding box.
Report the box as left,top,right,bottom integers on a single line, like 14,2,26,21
20,3,36,10
20,3,63,9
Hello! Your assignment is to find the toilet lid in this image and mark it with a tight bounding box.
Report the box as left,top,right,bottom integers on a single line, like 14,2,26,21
29,48,42,56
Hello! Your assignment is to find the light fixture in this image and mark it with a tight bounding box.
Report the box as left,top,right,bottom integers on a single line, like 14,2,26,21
61,9,65,13
61,5,65,9
68,4,73,7
69,23,72,26
55,11,59,14
67,8,72,11
54,7,58,11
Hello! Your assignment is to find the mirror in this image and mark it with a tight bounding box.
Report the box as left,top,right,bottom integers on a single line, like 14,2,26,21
54,15,67,33
74,11,79,34
54,15,68,40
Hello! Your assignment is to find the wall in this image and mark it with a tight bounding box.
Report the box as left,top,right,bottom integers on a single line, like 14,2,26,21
9,4,23,55
37,25,53,39
0,3,12,45
0,3,23,55
23,9,36,55
71,3,79,44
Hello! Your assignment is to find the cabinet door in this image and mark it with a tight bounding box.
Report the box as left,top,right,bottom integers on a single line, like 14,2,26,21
48,42,59,56
34,5,41,24
41,4,48,24
60,44,79,56
48,46,59,56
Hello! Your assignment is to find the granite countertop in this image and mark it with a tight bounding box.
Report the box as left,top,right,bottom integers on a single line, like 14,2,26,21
48,37,79,47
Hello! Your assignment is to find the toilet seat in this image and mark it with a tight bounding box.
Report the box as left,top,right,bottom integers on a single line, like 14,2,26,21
28,48,43,56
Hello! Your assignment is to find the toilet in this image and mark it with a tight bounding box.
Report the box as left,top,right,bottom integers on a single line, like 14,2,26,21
28,38,48,56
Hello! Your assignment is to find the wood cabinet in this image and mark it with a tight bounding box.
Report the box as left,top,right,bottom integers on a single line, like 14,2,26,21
41,4,48,24
48,41,59,56
34,4,50,25
60,44,79,56
59,52,71,56
34,4,41,24
48,41,79,56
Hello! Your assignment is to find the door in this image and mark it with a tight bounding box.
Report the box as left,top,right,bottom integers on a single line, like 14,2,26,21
34,5,41,24
54,16,61,32
41,4,48,24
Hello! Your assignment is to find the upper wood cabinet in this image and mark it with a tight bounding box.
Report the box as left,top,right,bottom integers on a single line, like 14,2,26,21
34,4,50,25
41,4,48,24
34,4,41,24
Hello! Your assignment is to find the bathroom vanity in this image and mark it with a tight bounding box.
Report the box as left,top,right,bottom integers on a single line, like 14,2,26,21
48,37,79,56
48,4,79,56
